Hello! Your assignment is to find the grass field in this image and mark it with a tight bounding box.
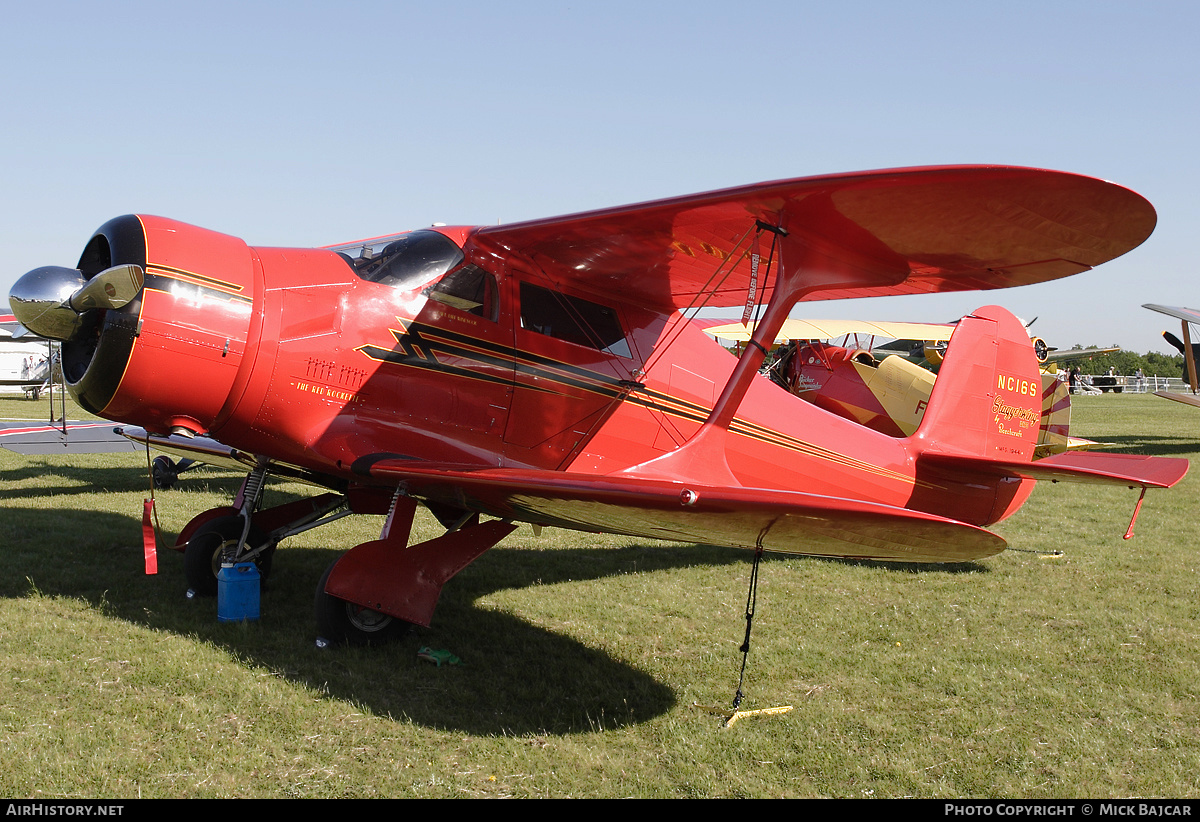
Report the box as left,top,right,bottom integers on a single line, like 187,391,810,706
2,393,1199,798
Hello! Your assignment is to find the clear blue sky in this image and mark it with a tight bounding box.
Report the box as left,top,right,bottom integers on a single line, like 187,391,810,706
2,0,1195,355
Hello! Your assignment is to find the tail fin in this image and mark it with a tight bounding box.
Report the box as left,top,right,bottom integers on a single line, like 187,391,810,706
913,305,1042,462
912,306,1187,539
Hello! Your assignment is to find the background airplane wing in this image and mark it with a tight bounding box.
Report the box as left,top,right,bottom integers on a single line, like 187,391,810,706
1153,392,1200,409
1046,346,1120,362
364,462,1006,563
471,166,1156,310
0,421,140,455
1144,304,1200,325
705,318,956,343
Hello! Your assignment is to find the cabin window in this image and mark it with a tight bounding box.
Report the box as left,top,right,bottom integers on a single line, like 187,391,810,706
424,264,498,321
519,282,631,358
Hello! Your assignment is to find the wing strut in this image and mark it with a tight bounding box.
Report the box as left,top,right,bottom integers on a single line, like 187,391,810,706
620,214,909,486
1183,320,1198,394
640,222,760,380
618,223,791,484
1124,487,1148,540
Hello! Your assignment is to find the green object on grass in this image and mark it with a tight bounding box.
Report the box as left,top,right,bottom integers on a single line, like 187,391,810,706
418,646,462,667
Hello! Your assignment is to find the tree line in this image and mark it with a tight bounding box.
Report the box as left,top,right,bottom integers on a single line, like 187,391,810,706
1055,347,1184,377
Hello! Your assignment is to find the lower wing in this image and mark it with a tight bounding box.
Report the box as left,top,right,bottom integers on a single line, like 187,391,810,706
364,462,1005,563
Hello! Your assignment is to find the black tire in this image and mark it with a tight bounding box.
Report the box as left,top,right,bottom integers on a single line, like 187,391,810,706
314,556,411,646
183,515,273,597
152,456,178,490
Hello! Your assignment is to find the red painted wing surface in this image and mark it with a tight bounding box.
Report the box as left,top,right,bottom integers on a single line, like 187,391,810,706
475,165,1155,308
363,463,1007,563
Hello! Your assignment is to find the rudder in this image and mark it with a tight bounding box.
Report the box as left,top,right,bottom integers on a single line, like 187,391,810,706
913,305,1042,462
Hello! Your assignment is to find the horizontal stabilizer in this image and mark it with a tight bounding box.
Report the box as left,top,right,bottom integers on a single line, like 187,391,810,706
1153,391,1200,410
922,451,1188,489
366,462,1006,563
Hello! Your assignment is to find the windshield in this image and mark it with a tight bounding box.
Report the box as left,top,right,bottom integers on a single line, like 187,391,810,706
330,229,465,291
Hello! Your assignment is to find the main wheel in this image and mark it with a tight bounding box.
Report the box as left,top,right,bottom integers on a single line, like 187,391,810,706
314,557,411,646
184,515,273,597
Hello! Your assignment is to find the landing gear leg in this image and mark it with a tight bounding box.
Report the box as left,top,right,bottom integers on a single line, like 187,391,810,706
182,465,272,597
315,493,516,646
183,514,271,597
177,464,350,598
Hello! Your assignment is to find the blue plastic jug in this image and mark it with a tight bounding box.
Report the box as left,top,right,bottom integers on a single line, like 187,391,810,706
217,562,260,622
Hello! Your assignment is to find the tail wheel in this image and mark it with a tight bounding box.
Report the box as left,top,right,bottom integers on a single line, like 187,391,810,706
314,556,411,646
183,515,273,597
152,456,179,490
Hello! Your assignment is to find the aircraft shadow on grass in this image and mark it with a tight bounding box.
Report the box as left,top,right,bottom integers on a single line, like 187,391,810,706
0,461,241,500
1077,435,1200,459
0,506,717,733
2,503,990,734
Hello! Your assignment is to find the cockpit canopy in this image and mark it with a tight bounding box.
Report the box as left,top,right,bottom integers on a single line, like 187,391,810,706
332,229,465,291
330,229,497,321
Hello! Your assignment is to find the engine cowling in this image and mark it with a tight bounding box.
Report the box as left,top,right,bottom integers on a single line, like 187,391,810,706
10,215,258,436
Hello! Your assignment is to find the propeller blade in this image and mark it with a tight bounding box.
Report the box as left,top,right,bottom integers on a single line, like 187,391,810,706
68,264,144,311
10,263,145,341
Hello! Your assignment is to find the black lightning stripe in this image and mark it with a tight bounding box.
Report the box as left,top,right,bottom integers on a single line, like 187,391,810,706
357,321,926,486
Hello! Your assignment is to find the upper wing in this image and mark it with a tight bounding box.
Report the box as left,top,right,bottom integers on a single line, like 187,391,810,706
471,166,1156,310
365,462,1005,563
1144,304,1200,325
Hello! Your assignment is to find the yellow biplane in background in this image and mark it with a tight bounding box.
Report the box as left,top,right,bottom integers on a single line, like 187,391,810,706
706,317,1104,459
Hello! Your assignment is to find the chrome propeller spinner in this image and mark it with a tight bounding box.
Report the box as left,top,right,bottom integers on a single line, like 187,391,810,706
9,263,144,341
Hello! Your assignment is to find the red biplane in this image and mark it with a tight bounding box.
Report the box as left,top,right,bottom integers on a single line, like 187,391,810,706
8,166,1187,644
